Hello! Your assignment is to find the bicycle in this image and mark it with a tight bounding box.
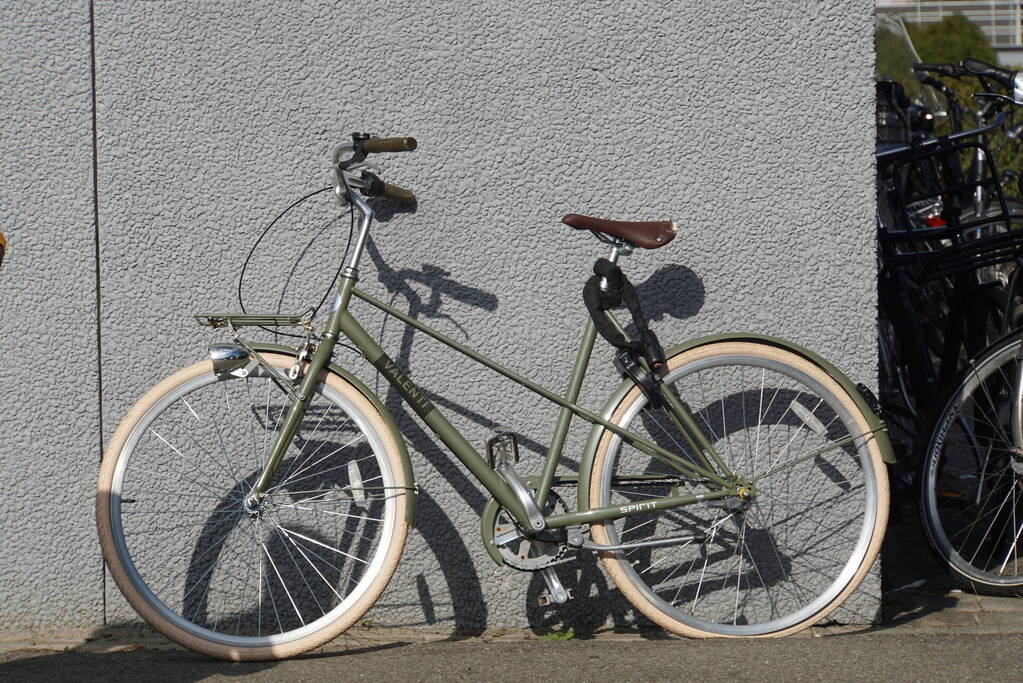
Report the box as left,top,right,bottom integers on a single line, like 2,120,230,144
96,134,893,660
876,60,1023,594
917,328,1023,594
909,65,1023,594
875,56,1023,444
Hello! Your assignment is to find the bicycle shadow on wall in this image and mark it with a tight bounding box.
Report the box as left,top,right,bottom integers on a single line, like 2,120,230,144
363,230,727,635
361,233,496,633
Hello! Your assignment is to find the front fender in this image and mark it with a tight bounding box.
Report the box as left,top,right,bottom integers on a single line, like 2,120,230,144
250,342,417,528
576,333,896,512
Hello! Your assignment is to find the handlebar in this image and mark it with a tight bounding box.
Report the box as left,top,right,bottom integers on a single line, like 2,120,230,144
876,112,1006,160
332,133,418,205
360,171,416,204
360,136,418,154
917,74,949,92
913,62,962,78
961,58,1018,91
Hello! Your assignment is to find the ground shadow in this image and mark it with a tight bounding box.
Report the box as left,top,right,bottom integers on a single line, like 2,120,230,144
0,623,411,681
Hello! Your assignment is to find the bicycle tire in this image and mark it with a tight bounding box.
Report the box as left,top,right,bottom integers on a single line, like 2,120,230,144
588,342,889,636
918,332,1023,594
97,353,409,660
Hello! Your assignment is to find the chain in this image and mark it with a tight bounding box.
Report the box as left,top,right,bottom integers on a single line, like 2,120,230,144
549,475,711,490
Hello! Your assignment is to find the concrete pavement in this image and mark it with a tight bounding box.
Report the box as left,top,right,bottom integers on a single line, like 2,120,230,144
2,495,1020,680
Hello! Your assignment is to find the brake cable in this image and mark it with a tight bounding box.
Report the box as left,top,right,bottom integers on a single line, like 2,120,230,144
237,185,356,349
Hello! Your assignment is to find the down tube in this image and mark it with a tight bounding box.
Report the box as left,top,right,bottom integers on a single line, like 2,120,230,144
337,311,530,523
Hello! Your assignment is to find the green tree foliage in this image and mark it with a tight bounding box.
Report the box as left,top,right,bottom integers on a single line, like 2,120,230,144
906,12,999,66
877,14,1023,192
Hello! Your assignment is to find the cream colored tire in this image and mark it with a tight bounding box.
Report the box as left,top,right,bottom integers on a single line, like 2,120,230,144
97,354,409,660
588,342,889,637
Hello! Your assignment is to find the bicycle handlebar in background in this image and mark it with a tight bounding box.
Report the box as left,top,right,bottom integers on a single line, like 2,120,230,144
876,112,1007,160
961,58,1018,91
913,62,963,78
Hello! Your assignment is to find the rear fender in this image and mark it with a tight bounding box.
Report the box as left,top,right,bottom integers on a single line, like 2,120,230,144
576,333,896,511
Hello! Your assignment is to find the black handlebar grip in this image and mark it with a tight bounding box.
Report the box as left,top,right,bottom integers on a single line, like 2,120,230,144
381,182,416,203
913,62,959,78
361,137,418,153
961,58,1017,89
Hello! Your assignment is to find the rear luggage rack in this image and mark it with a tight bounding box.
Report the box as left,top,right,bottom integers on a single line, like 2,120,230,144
194,308,314,329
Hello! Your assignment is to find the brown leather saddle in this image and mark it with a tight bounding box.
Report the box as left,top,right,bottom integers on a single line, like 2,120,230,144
562,214,677,249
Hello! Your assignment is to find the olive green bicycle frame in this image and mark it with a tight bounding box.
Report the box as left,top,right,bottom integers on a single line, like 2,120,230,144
247,271,747,534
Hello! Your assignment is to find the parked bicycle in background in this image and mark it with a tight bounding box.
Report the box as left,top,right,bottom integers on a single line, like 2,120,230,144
876,15,1023,594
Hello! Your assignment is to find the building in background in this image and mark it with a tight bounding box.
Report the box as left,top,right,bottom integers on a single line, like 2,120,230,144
878,0,1023,64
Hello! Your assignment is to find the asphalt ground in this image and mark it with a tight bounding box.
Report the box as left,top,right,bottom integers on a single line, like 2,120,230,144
3,495,1021,681
2,631,1022,682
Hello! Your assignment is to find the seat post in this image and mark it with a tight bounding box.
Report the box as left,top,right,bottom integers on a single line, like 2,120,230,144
600,239,627,290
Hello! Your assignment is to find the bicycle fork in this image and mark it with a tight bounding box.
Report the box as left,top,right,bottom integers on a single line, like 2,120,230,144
245,282,356,506
247,187,375,504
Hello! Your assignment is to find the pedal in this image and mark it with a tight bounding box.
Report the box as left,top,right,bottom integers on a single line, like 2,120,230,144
538,593,574,607
537,566,572,606
485,432,519,468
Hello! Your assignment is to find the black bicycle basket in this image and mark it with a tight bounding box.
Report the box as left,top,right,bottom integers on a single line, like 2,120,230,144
877,130,1023,282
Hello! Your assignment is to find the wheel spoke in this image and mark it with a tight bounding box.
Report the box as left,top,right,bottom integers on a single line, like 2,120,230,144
100,358,404,651
592,343,881,635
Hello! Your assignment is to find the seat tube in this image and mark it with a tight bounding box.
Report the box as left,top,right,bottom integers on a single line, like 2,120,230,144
535,317,598,508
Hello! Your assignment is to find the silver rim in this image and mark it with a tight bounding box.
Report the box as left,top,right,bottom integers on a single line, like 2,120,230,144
923,339,1023,588
107,366,398,648
598,351,878,635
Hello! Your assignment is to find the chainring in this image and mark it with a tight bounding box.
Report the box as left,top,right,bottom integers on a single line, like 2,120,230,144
493,490,568,571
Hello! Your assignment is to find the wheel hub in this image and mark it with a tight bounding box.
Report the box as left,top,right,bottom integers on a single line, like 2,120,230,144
242,494,267,518
1009,447,1023,476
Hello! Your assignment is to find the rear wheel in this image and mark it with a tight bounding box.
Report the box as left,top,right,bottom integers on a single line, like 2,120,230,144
97,354,409,660
589,342,889,636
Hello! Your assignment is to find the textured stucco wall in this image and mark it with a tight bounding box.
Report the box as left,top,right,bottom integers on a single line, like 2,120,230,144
0,0,102,629
0,0,878,632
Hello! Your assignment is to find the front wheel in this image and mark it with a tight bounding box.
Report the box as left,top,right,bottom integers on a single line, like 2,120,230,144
588,342,889,637
97,353,410,660
918,333,1023,594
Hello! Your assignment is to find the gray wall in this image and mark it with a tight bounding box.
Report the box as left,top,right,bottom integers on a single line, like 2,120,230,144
0,1,102,630
0,0,878,633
